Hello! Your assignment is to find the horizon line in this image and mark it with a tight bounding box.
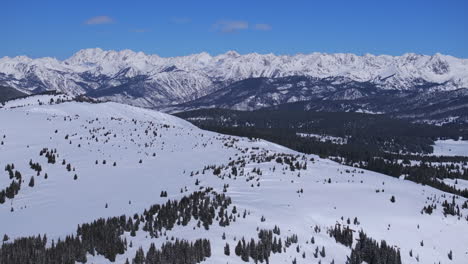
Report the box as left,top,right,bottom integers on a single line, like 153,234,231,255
1,48,466,61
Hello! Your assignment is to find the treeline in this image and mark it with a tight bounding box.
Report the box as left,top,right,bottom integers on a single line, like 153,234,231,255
0,215,124,263
0,190,225,263
0,234,211,264
362,158,468,198
0,234,88,264
188,124,468,164
175,108,468,154
178,111,468,198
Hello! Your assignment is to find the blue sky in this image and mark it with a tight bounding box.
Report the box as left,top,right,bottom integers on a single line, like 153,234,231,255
2,0,467,59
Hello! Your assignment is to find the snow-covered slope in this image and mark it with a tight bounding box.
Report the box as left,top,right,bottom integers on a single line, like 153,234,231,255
1,49,467,108
0,96,467,263
432,139,468,157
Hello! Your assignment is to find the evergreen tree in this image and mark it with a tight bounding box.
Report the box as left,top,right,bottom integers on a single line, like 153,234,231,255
133,247,145,264
320,246,326,257
29,176,35,187
0,190,5,204
224,243,230,256
235,240,242,256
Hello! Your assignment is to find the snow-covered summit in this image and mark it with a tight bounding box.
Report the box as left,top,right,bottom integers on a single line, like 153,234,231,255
1,49,467,107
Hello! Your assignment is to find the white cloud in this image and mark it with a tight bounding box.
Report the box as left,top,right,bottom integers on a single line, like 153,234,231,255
85,16,114,25
254,23,272,31
213,20,249,33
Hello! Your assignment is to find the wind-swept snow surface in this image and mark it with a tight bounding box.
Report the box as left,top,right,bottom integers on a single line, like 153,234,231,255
0,98,467,263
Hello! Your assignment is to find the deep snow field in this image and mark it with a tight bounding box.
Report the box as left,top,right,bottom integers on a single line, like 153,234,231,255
432,139,468,157
0,95,467,263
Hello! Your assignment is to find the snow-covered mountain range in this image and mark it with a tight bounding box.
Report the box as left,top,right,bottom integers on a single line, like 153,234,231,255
1,48,467,109
1,95,467,263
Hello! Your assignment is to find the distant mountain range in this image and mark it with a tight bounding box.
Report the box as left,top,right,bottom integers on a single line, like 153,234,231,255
168,76,468,125
1,48,467,123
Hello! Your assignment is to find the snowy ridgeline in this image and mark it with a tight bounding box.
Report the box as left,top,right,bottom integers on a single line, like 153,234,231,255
0,97,467,263
0,94,73,109
1,48,468,111
2,48,468,93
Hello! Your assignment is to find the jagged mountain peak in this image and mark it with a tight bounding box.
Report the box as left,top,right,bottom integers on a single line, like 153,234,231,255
0,48,467,109
3,48,467,81
222,50,241,57
65,48,150,64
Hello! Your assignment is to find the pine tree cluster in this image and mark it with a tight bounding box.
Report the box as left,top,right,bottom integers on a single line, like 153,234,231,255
421,204,436,215
284,234,298,248
346,231,402,264
0,234,87,264
39,147,57,164
0,190,228,263
141,189,232,235
77,217,127,261
29,159,42,175
1,164,22,203
328,225,353,247
234,229,284,263
442,196,461,217
132,238,211,264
